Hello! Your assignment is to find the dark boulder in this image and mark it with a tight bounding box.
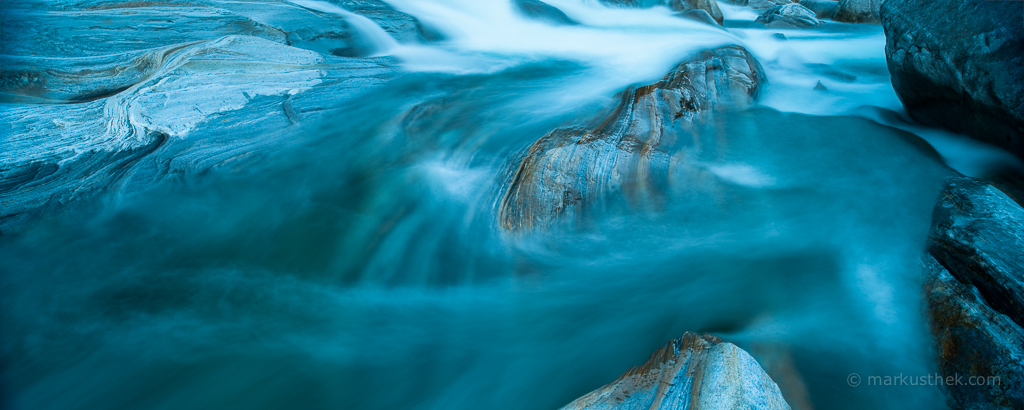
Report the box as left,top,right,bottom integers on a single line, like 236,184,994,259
558,332,791,410
513,0,578,25
881,0,1024,161
924,173,1024,409
796,0,838,19
498,45,764,231
756,3,821,28
833,0,880,23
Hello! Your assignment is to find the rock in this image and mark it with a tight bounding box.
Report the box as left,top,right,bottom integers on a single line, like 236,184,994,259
814,81,827,90
755,3,821,28
774,33,788,40
601,0,724,25
0,1,400,231
748,0,791,12
923,256,1024,410
923,173,1024,409
833,0,880,23
676,9,722,27
796,0,838,19
809,63,856,82
559,332,791,410
513,0,579,25
498,45,764,231
880,0,1024,161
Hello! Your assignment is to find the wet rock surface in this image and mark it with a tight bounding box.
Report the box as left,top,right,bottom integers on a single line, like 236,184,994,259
601,0,724,25
924,173,1024,410
513,0,578,25
833,0,880,23
756,3,820,28
0,0,401,231
796,0,838,19
498,45,764,231
881,0,1024,161
559,332,791,410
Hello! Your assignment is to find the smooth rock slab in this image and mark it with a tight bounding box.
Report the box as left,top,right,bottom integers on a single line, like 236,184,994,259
559,332,791,410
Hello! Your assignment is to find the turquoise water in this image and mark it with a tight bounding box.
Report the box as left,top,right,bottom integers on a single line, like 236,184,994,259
1,1,973,409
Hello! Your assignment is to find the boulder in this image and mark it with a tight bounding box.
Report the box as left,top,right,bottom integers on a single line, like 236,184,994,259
796,0,838,19
748,0,791,12
498,45,764,231
881,0,1024,161
833,0,880,23
756,4,821,28
559,332,791,410
676,9,722,27
601,0,724,25
923,173,1024,409
513,0,578,25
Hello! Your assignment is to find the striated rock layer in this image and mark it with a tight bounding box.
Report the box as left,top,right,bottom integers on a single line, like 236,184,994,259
923,173,1024,410
0,0,403,231
498,45,764,231
881,0,1024,160
559,332,791,410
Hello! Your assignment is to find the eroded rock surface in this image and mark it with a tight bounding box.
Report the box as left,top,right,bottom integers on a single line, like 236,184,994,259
756,4,820,28
559,332,791,410
498,45,764,231
924,173,1024,409
0,0,400,231
881,0,1024,160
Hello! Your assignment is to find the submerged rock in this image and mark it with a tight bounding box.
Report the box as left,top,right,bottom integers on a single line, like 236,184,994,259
796,0,838,19
756,4,821,28
513,0,579,25
881,0,1024,161
559,332,791,410
498,45,764,231
924,173,1024,409
748,0,791,12
833,0,880,23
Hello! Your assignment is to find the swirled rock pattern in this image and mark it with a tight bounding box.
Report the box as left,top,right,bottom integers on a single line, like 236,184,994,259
559,332,791,410
498,45,764,231
0,0,402,231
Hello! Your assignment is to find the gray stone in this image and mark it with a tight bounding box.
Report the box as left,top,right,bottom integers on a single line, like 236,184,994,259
513,0,578,25
756,3,821,28
558,332,791,410
923,173,1024,410
881,0,1024,161
498,45,764,231
833,0,880,23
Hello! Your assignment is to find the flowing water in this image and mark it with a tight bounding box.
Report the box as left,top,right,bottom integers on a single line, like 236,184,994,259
5,1,1013,409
